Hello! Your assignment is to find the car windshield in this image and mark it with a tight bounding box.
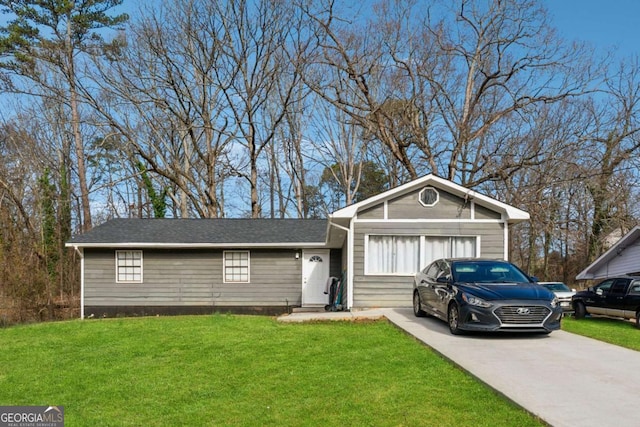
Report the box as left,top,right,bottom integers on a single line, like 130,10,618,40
452,261,531,283
542,283,571,292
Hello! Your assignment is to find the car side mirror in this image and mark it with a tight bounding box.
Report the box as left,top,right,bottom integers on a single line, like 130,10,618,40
529,276,539,282
596,288,603,296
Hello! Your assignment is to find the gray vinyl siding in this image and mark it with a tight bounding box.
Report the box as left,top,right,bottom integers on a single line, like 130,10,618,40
475,204,502,220
84,248,303,307
351,221,505,308
350,186,508,308
359,205,384,219
338,240,349,305
387,190,471,220
330,250,343,278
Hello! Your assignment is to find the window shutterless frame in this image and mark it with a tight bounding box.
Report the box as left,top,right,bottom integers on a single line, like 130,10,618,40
418,186,439,207
223,250,250,283
115,250,143,283
364,234,479,276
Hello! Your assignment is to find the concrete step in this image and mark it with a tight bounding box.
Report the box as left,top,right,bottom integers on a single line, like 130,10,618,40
291,306,326,313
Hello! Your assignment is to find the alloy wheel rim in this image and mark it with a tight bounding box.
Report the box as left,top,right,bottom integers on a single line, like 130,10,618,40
449,306,458,329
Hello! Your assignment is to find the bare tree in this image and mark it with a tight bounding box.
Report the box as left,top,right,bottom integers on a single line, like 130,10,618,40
577,58,640,262
301,0,422,179
208,0,309,217
0,0,128,231
0,107,80,322
89,0,311,218
423,0,589,185
88,1,237,218
302,0,591,187
276,86,311,218
309,95,369,210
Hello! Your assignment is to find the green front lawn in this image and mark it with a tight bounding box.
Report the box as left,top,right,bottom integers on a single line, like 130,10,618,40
562,316,640,351
0,315,544,426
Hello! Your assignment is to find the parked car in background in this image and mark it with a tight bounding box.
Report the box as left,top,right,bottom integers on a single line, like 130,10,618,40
572,276,640,328
538,282,575,315
413,258,563,335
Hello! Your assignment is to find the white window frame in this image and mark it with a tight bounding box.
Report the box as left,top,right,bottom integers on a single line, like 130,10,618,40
364,234,479,276
364,235,421,276
419,235,479,268
418,186,439,207
115,250,143,283
223,250,250,283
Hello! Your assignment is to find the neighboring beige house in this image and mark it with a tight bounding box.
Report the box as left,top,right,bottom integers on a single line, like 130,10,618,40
66,174,529,318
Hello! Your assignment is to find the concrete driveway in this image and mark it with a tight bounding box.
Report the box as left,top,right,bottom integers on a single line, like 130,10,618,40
280,308,640,427
384,308,639,427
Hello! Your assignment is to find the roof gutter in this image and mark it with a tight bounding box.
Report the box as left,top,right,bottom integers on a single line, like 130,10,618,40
328,220,349,233
64,242,326,249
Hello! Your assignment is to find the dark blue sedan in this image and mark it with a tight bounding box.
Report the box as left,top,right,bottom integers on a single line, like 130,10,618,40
413,258,562,335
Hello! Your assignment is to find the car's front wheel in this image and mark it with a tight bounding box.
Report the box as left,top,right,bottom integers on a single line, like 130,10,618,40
574,301,586,319
413,292,426,317
635,311,640,329
448,303,463,335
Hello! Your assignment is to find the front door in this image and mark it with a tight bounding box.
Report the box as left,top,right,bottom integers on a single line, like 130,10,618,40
302,250,330,306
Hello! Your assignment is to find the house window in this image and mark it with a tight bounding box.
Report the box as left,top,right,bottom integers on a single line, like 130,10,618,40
366,235,420,274
224,251,250,283
418,187,439,207
423,236,476,267
365,235,477,276
116,250,143,283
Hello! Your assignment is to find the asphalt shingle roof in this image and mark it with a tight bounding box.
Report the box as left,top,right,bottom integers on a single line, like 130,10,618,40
67,218,328,246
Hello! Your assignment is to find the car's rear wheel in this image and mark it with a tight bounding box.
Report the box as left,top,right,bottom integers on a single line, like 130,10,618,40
448,303,462,335
413,292,426,317
635,311,640,329
574,301,586,319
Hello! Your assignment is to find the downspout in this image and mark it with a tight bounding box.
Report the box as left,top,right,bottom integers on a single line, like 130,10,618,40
503,220,509,261
329,220,353,310
73,246,85,319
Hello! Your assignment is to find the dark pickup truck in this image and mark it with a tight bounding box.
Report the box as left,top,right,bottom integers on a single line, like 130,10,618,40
572,276,640,327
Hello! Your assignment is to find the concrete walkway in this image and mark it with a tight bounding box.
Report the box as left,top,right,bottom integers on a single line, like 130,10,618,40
278,308,640,427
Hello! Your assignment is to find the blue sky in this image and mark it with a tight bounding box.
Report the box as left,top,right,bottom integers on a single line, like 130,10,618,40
546,0,639,59
113,1,638,61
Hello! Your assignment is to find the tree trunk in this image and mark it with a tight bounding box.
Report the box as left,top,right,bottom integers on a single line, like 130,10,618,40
67,18,91,231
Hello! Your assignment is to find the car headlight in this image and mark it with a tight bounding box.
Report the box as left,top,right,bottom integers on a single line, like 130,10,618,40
461,292,492,308
550,297,559,308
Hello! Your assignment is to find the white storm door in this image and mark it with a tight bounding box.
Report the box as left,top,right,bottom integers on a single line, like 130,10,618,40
302,250,330,305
